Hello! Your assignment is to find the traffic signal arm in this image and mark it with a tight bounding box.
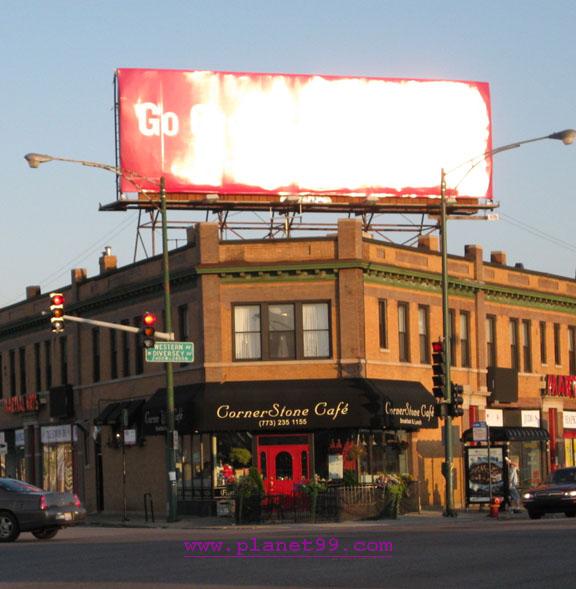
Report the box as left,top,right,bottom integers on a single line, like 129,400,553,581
57,314,174,340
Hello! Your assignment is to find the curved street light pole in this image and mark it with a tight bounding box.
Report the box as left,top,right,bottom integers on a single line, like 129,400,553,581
440,129,575,517
24,153,178,522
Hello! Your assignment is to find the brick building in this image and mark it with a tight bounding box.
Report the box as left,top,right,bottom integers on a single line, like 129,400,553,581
1,218,575,515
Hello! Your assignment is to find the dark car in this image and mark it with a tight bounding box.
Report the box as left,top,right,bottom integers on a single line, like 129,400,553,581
522,467,576,519
0,477,86,542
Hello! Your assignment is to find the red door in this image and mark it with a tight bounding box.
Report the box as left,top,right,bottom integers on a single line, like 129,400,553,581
257,435,310,495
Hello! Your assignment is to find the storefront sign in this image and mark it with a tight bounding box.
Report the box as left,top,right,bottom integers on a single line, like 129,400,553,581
564,411,576,429
0,392,39,414
143,379,438,435
521,410,541,428
544,375,576,398
485,409,503,427
15,429,24,448
41,424,75,445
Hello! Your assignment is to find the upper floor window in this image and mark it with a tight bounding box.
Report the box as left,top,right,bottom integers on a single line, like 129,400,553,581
554,323,562,366
418,305,430,364
19,347,26,395
398,302,410,363
570,327,576,375
60,337,68,384
540,321,547,365
9,349,16,396
44,341,52,390
109,330,118,380
92,328,101,383
486,315,497,368
121,320,130,378
449,309,456,367
460,312,471,368
510,319,519,371
522,320,532,373
133,316,143,375
378,300,388,349
34,343,41,391
233,302,330,361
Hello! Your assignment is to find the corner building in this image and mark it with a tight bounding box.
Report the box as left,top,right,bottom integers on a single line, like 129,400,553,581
1,218,575,515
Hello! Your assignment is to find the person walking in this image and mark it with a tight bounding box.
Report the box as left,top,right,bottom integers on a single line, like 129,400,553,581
506,457,521,513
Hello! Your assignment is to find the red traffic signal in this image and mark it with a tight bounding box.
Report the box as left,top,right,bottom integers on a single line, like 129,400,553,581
49,292,65,333
142,312,157,348
431,340,446,399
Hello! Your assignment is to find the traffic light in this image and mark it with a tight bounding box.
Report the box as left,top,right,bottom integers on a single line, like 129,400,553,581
49,292,65,333
142,312,157,348
431,340,446,399
449,383,465,418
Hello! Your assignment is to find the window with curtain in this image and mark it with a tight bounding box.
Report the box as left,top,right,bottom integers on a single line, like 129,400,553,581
303,303,330,358
418,305,430,364
233,302,330,361
460,312,471,368
269,304,296,359
486,315,497,368
234,305,262,360
398,302,410,362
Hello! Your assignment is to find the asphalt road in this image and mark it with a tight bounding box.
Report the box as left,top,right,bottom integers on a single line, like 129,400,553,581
1,517,574,589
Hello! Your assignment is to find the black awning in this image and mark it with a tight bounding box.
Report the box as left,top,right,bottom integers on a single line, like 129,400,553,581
462,426,550,443
143,378,437,435
95,400,145,427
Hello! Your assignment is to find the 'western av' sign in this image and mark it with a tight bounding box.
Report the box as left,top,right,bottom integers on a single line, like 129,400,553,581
146,342,194,363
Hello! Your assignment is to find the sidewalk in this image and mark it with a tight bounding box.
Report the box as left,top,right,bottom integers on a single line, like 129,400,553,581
83,508,529,530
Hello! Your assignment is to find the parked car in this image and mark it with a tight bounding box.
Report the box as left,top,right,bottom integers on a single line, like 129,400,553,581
522,467,576,519
0,478,86,542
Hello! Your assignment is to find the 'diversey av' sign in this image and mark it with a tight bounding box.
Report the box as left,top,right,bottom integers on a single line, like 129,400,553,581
544,375,576,398
117,68,492,200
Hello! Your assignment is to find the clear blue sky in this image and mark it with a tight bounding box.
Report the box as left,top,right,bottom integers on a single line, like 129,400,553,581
2,0,575,307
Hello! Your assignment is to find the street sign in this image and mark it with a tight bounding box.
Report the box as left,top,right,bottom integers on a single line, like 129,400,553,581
145,341,194,363
472,421,488,442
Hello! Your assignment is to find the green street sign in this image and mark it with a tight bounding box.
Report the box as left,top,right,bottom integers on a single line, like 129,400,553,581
145,341,194,363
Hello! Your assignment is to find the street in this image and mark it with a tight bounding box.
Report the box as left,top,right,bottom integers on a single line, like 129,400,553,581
1,516,574,589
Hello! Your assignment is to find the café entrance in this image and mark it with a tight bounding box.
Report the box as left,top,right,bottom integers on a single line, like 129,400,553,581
257,434,310,494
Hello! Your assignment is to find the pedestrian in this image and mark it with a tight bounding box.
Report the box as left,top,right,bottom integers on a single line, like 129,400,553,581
506,457,521,513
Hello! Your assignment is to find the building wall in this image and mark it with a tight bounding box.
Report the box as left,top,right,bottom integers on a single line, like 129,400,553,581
2,220,576,514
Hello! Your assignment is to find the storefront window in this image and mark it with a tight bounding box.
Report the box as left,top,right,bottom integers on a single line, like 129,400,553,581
509,441,546,488
42,444,73,492
315,429,406,483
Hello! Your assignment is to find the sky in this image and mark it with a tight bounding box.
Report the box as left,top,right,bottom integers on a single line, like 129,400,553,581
2,0,576,308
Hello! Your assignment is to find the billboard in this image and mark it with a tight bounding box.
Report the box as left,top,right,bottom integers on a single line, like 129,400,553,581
117,68,492,201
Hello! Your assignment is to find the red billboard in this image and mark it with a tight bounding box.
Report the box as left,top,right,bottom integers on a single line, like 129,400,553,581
117,68,492,201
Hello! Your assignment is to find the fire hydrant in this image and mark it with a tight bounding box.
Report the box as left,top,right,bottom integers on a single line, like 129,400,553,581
489,496,502,519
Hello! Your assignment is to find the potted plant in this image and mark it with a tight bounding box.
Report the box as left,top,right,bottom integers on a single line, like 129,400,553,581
233,467,264,524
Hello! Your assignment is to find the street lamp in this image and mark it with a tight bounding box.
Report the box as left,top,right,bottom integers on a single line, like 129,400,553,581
439,128,576,517
24,152,179,522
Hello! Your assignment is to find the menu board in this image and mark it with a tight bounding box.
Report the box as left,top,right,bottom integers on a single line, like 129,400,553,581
466,447,505,503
